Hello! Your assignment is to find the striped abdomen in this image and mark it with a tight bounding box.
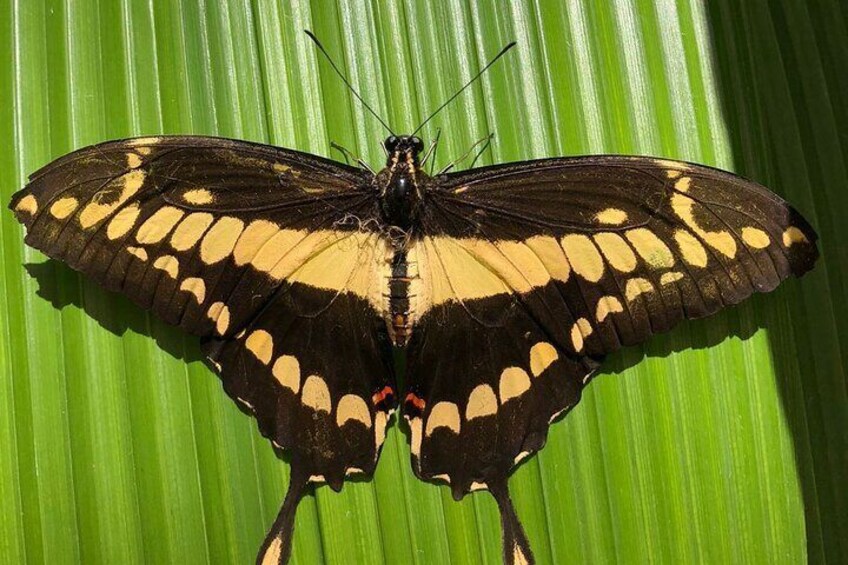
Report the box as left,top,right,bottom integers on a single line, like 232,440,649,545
387,250,417,347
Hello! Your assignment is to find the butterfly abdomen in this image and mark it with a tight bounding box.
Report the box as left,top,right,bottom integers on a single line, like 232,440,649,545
387,249,417,347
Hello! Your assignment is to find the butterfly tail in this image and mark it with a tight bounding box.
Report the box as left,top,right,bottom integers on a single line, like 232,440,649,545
256,464,310,565
490,480,536,565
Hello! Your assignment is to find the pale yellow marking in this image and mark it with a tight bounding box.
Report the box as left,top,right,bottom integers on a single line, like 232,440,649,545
514,451,531,465
671,193,737,258
496,240,552,288
470,482,488,492
273,163,291,173
513,544,531,565
309,475,325,484
182,188,214,205
107,203,141,240
660,271,684,285
15,195,38,215
454,186,469,194
561,234,605,282
245,329,274,365
233,220,280,265
525,235,571,282
206,301,230,335
80,170,145,228
666,169,683,179
595,208,628,225
596,296,624,322
301,375,331,414
136,206,185,244
128,137,161,148
153,255,179,279
346,467,365,477
674,229,708,267
594,232,638,273
251,229,310,274
200,217,245,265
374,411,389,453
529,342,558,377
626,228,675,268
416,237,510,307
179,277,206,303
782,226,808,247
260,537,283,565
625,278,655,301
675,176,692,192
170,212,214,251
465,384,498,420
499,367,531,403
654,159,689,171
433,474,451,483
409,416,423,458
425,401,461,436
126,246,148,261
570,318,593,353
127,153,143,169
272,355,300,393
742,227,771,249
49,197,78,219
455,238,545,293
336,395,372,429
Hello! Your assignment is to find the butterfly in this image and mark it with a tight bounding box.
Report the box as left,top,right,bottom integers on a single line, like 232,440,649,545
8,35,818,565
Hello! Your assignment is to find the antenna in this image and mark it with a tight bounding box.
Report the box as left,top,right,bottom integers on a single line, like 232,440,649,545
304,30,395,136
411,41,516,137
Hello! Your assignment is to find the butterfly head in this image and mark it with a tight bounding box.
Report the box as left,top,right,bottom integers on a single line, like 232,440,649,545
384,135,424,167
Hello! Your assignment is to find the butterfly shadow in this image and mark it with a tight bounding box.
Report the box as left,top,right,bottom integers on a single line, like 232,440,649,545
705,2,848,561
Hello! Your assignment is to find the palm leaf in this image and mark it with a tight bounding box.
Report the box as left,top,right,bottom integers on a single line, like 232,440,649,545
1,1,845,563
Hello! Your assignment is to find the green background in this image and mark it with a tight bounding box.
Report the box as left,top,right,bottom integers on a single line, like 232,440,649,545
1,1,845,563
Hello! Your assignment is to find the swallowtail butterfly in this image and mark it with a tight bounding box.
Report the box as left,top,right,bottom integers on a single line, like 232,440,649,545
9,35,818,565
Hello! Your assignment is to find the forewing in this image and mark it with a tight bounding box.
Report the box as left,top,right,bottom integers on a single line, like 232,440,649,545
405,155,819,564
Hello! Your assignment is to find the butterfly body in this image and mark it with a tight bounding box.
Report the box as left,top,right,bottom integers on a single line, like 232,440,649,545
9,134,819,565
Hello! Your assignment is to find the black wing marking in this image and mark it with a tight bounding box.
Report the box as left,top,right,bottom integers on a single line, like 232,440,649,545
406,155,819,564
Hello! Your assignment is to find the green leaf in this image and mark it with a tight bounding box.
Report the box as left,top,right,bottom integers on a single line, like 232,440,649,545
1,1,845,563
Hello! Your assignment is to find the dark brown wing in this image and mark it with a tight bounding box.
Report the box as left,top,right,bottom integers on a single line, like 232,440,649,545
9,135,396,565
403,155,818,564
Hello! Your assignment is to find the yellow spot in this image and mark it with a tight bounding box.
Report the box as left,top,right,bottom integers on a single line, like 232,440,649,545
513,544,531,565
15,195,38,215
308,475,325,484
126,246,148,261
595,208,628,225
529,342,558,377
625,278,654,301
179,277,206,303
570,318,593,352
525,235,571,282
742,227,771,249
233,220,280,265
626,228,675,268
346,467,365,477
499,367,531,403
251,229,311,275
127,153,143,169
660,271,684,285
260,537,283,565
153,255,179,279
561,234,605,282
245,329,274,365
470,482,488,491
136,206,185,244
336,395,372,429
432,474,451,484
200,217,245,265
49,197,78,219
671,193,737,258
374,411,389,453
454,186,469,194
128,137,161,149
666,169,683,179
594,232,638,273
425,401,461,436
107,204,141,240
409,416,423,458
655,159,689,172
79,170,145,229
674,176,692,192
170,213,214,251
514,451,532,465
596,296,624,322
182,188,214,205
466,384,498,420
782,226,808,247
301,375,331,414
272,355,300,393
206,301,230,335
674,230,708,267
273,163,291,173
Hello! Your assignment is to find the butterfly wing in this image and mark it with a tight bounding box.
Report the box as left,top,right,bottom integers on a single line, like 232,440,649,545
405,155,818,564
10,136,397,564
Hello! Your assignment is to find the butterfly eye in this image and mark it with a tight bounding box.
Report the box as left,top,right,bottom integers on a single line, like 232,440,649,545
412,137,424,153
384,136,399,151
